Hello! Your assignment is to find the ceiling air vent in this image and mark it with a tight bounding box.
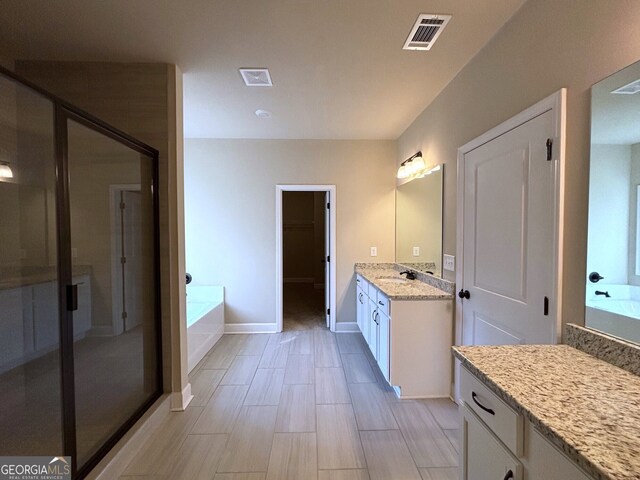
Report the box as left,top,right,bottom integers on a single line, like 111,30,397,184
403,14,451,51
239,68,273,87
611,78,640,95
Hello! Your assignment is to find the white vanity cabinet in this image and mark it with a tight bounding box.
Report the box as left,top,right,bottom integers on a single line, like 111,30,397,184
460,366,593,480
356,279,368,343
0,274,92,373
355,273,453,398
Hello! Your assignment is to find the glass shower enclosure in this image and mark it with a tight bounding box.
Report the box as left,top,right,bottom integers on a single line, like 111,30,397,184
0,67,162,478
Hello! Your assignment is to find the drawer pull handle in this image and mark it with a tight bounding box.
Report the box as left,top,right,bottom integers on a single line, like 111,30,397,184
378,300,384,305
503,470,514,480
472,391,495,415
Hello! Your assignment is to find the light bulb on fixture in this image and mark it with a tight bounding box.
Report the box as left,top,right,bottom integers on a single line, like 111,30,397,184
396,163,410,179
411,154,425,173
0,162,13,179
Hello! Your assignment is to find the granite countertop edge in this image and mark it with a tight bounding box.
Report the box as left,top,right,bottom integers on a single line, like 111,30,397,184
355,264,454,301
452,347,614,480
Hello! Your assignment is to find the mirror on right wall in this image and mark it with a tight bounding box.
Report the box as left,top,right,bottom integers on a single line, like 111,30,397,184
586,58,640,345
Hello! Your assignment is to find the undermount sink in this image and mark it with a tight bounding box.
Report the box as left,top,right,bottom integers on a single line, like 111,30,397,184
377,277,409,284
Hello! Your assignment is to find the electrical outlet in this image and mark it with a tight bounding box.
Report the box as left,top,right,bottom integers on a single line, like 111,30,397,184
412,246,420,257
370,246,377,257
443,254,455,272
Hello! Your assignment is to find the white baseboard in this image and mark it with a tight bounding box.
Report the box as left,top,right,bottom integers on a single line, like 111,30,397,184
334,322,360,333
283,277,314,284
225,323,278,334
170,383,193,411
89,326,114,337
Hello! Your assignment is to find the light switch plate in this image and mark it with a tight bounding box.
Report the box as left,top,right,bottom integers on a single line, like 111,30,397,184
412,246,420,256
443,254,455,271
370,246,378,257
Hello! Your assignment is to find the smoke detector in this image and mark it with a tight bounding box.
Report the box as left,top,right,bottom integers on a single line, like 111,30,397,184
255,109,272,119
403,14,451,51
239,68,273,87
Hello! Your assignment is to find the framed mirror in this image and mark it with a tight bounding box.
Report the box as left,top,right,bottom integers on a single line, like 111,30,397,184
586,58,640,344
395,165,443,276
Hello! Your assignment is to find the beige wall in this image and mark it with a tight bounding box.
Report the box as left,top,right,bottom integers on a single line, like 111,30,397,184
397,0,640,329
15,61,188,398
184,139,396,326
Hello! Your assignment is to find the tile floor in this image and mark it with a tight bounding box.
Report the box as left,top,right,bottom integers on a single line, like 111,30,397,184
120,328,459,480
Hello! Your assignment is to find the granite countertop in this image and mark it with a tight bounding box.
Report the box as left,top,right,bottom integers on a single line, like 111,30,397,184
0,265,92,290
453,344,640,480
355,263,453,300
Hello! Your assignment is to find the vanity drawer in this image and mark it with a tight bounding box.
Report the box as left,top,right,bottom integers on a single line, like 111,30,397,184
375,291,390,316
356,275,369,294
460,366,523,456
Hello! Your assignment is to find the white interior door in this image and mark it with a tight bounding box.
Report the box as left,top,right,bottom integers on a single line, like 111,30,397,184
325,191,330,328
122,190,142,331
461,110,556,345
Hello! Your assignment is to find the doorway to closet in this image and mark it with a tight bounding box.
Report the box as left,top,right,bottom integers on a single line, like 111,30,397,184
276,185,336,332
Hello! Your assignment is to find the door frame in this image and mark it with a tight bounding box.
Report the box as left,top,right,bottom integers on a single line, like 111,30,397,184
276,184,337,332
455,89,566,346
109,184,141,336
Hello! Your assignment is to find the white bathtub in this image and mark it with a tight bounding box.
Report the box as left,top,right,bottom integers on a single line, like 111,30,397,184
585,284,640,344
186,285,224,372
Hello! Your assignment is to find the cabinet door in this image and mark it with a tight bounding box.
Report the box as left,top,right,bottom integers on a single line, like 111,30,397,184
526,424,592,480
356,285,365,337
460,405,522,480
377,309,390,382
0,287,27,367
368,298,378,360
33,281,59,351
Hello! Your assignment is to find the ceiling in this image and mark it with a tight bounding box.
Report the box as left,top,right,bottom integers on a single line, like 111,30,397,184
592,59,640,145
0,0,526,140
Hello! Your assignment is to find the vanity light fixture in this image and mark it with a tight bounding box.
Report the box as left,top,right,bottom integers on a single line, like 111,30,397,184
397,151,426,179
0,162,13,179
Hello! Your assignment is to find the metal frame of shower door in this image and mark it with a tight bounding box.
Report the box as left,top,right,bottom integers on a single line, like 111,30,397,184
0,65,163,480
55,105,163,480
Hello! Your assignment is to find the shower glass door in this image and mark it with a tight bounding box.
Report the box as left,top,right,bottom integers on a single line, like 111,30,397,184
0,70,63,457
64,115,160,469
0,66,162,479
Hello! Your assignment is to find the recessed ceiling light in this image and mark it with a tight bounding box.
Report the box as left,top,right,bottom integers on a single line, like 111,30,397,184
611,78,640,95
255,109,272,119
239,68,273,87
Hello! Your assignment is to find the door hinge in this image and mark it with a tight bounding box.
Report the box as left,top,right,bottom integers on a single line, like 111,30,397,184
326,255,330,262
121,256,127,264
327,308,330,315
546,138,553,161
120,201,126,210
326,202,330,209
122,311,128,320
543,296,549,316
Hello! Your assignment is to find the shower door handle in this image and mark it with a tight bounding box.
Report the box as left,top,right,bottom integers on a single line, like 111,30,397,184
66,284,78,311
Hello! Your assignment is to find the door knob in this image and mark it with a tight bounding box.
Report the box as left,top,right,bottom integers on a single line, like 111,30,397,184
458,289,470,299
